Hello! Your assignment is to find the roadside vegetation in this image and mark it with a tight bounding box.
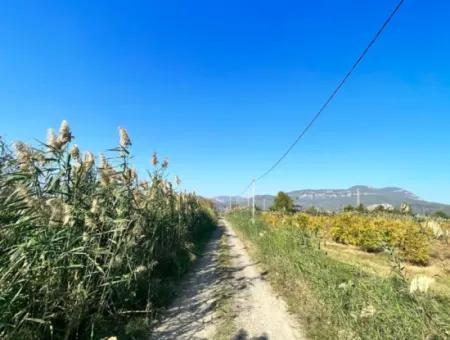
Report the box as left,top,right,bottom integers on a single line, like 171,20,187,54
263,211,440,264
212,230,237,339
0,122,216,339
226,210,450,339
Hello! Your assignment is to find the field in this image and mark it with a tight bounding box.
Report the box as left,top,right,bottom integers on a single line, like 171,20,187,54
323,240,450,296
226,210,450,339
0,121,216,339
262,210,450,294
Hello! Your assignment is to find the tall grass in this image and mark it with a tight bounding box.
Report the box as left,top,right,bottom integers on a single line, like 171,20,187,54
227,210,450,339
0,122,216,339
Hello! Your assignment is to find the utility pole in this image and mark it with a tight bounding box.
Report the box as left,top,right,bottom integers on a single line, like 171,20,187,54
252,179,256,223
356,188,361,207
229,196,232,210
263,198,266,211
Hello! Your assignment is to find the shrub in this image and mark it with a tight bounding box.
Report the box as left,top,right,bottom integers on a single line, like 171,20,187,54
343,204,354,212
433,210,449,219
262,211,430,264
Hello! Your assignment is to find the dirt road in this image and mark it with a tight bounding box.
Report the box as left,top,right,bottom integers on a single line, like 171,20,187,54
150,227,223,340
151,219,304,339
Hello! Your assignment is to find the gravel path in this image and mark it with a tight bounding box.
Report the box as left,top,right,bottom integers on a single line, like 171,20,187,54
223,219,305,340
150,219,305,340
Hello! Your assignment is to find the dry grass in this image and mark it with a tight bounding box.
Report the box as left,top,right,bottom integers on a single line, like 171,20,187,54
324,241,450,296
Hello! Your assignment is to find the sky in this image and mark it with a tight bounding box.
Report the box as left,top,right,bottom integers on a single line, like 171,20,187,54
1,0,450,203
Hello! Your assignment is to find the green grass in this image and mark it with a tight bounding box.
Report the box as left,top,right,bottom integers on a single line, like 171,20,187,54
226,210,450,340
212,229,237,339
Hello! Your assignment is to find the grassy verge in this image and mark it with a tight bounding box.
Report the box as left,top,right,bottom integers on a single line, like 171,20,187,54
212,226,237,340
226,210,450,340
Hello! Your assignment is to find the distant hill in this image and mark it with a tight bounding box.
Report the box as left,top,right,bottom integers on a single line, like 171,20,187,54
213,185,450,215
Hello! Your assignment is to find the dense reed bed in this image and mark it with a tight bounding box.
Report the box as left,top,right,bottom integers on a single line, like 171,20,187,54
0,122,216,339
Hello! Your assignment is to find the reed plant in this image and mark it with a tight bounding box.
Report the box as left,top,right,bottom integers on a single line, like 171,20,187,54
0,122,216,339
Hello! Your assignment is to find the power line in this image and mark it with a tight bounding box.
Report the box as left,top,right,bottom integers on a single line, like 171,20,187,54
239,180,254,196
253,0,405,182
235,0,405,204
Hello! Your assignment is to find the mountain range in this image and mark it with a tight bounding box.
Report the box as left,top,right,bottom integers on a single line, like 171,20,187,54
213,185,450,215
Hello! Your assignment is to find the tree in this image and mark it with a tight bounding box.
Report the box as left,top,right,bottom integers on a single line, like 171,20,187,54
271,191,294,212
356,203,366,213
304,206,320,215
343,204,354,212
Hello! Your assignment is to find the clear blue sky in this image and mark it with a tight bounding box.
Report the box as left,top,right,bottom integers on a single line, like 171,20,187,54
1,0,450,203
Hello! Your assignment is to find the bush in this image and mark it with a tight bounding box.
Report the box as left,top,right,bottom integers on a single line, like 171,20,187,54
0,122,216,339
262,211,430,264
343,204,354,212
433,210,449,219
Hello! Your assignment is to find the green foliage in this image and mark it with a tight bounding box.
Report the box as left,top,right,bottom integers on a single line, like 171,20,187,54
343,204,366,213
329,213,430,264
270,191,294,212
263,211,430,264
227,211,450,339
343,204,354,212
0,122,216,339
433,210,449,219
356,203,366,212
304,206,320,215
